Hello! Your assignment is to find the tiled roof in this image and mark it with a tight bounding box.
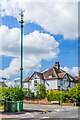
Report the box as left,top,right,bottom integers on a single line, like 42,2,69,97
74,76,80,83
23,67,75,82
58,73,66,79
35,72,44,79
43,67,75,81
22,77,30,82
59,69,75,82
0,82,7,87
43,67,59,79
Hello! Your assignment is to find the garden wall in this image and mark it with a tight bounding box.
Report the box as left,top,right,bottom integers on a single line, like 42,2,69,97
23,97,52,105
62,103,75,106
23,97,75,106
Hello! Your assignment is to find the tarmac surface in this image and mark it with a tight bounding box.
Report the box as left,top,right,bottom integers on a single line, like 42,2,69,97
0,103,80,120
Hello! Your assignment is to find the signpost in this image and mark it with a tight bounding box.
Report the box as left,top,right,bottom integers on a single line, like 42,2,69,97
60,79,63,106
1,78,6,82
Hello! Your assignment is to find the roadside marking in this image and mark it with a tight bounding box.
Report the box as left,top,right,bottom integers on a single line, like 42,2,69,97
25,108,49,114
42,110,50,113
43,116,50,118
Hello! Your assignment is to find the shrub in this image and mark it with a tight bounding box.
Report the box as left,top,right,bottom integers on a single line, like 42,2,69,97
46,90,72,103
46,90,60,101
35,83,46,99
46,84,80,103
68,83,80,102
23,88,34,98
62,91,69,103
2,87,26,101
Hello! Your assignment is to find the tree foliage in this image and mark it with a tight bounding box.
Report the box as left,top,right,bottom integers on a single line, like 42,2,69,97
35,83,46,99
47,90,60,101
46,83,80,103
46,90,72,103
23,88,34,98
68,83,80,102
1,87,26,101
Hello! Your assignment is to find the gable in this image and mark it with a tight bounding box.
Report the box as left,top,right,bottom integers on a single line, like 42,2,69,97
63,74,68,79
43,67,58,80
30,73,41,80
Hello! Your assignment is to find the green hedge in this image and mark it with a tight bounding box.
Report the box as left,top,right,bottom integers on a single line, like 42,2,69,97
1,87,26,101
47,91,60,101
46,83,80,103
46,91,72,103
68,83,80,102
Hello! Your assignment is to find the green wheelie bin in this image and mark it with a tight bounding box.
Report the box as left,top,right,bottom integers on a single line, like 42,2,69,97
17,101,23,111
8,101,17,112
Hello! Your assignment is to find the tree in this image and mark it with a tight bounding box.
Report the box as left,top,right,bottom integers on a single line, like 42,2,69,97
23,88,34,98
35,83,46,99
68,83,80,102
2,87,26,101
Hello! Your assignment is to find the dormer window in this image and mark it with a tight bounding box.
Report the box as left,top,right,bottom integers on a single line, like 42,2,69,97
49,73,54,78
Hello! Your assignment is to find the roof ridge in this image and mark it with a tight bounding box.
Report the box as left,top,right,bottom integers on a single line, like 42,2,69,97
60,69,75,79
35,71,43,74
60,69,66,73
23,76,30,82
42,67,53,73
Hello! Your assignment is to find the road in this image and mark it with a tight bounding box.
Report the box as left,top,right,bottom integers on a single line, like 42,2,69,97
2,103,79,120
23,104,79,119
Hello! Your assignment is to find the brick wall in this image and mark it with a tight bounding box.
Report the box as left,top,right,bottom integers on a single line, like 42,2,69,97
23,97,76,106
23,97,59,105
62,103,75,106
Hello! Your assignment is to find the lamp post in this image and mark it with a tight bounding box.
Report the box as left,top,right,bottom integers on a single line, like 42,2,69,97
19,10,25,87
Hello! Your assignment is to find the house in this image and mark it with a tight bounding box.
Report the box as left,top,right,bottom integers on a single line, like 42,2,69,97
23,62,77,92
14,78,20,87
74,71,80,83
0,82,7,87
23,77,30,88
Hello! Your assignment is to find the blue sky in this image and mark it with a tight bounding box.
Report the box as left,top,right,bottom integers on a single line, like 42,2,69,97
0,1,78,85
1,16,78,77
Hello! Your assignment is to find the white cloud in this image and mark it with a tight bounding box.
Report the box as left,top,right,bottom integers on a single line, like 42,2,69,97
0,0,78,39
0,25,59,79
1,58,20,79
0,25,20,57
61,66,78,76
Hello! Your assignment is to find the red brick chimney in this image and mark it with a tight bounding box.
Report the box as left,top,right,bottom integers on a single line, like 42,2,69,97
79,71,80,77
55,62,60,70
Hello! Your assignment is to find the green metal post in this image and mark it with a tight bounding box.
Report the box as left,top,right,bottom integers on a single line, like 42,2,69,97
19,11,24,87
60,88,62,106
60,80,63,106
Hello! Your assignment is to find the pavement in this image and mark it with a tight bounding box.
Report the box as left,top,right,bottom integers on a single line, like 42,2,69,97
0,103,80,120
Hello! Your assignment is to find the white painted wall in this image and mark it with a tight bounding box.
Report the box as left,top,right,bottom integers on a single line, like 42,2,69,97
23,73,77,91
45,79,58,90
28,73,42,92
23,82,28,88
70,82,76,88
